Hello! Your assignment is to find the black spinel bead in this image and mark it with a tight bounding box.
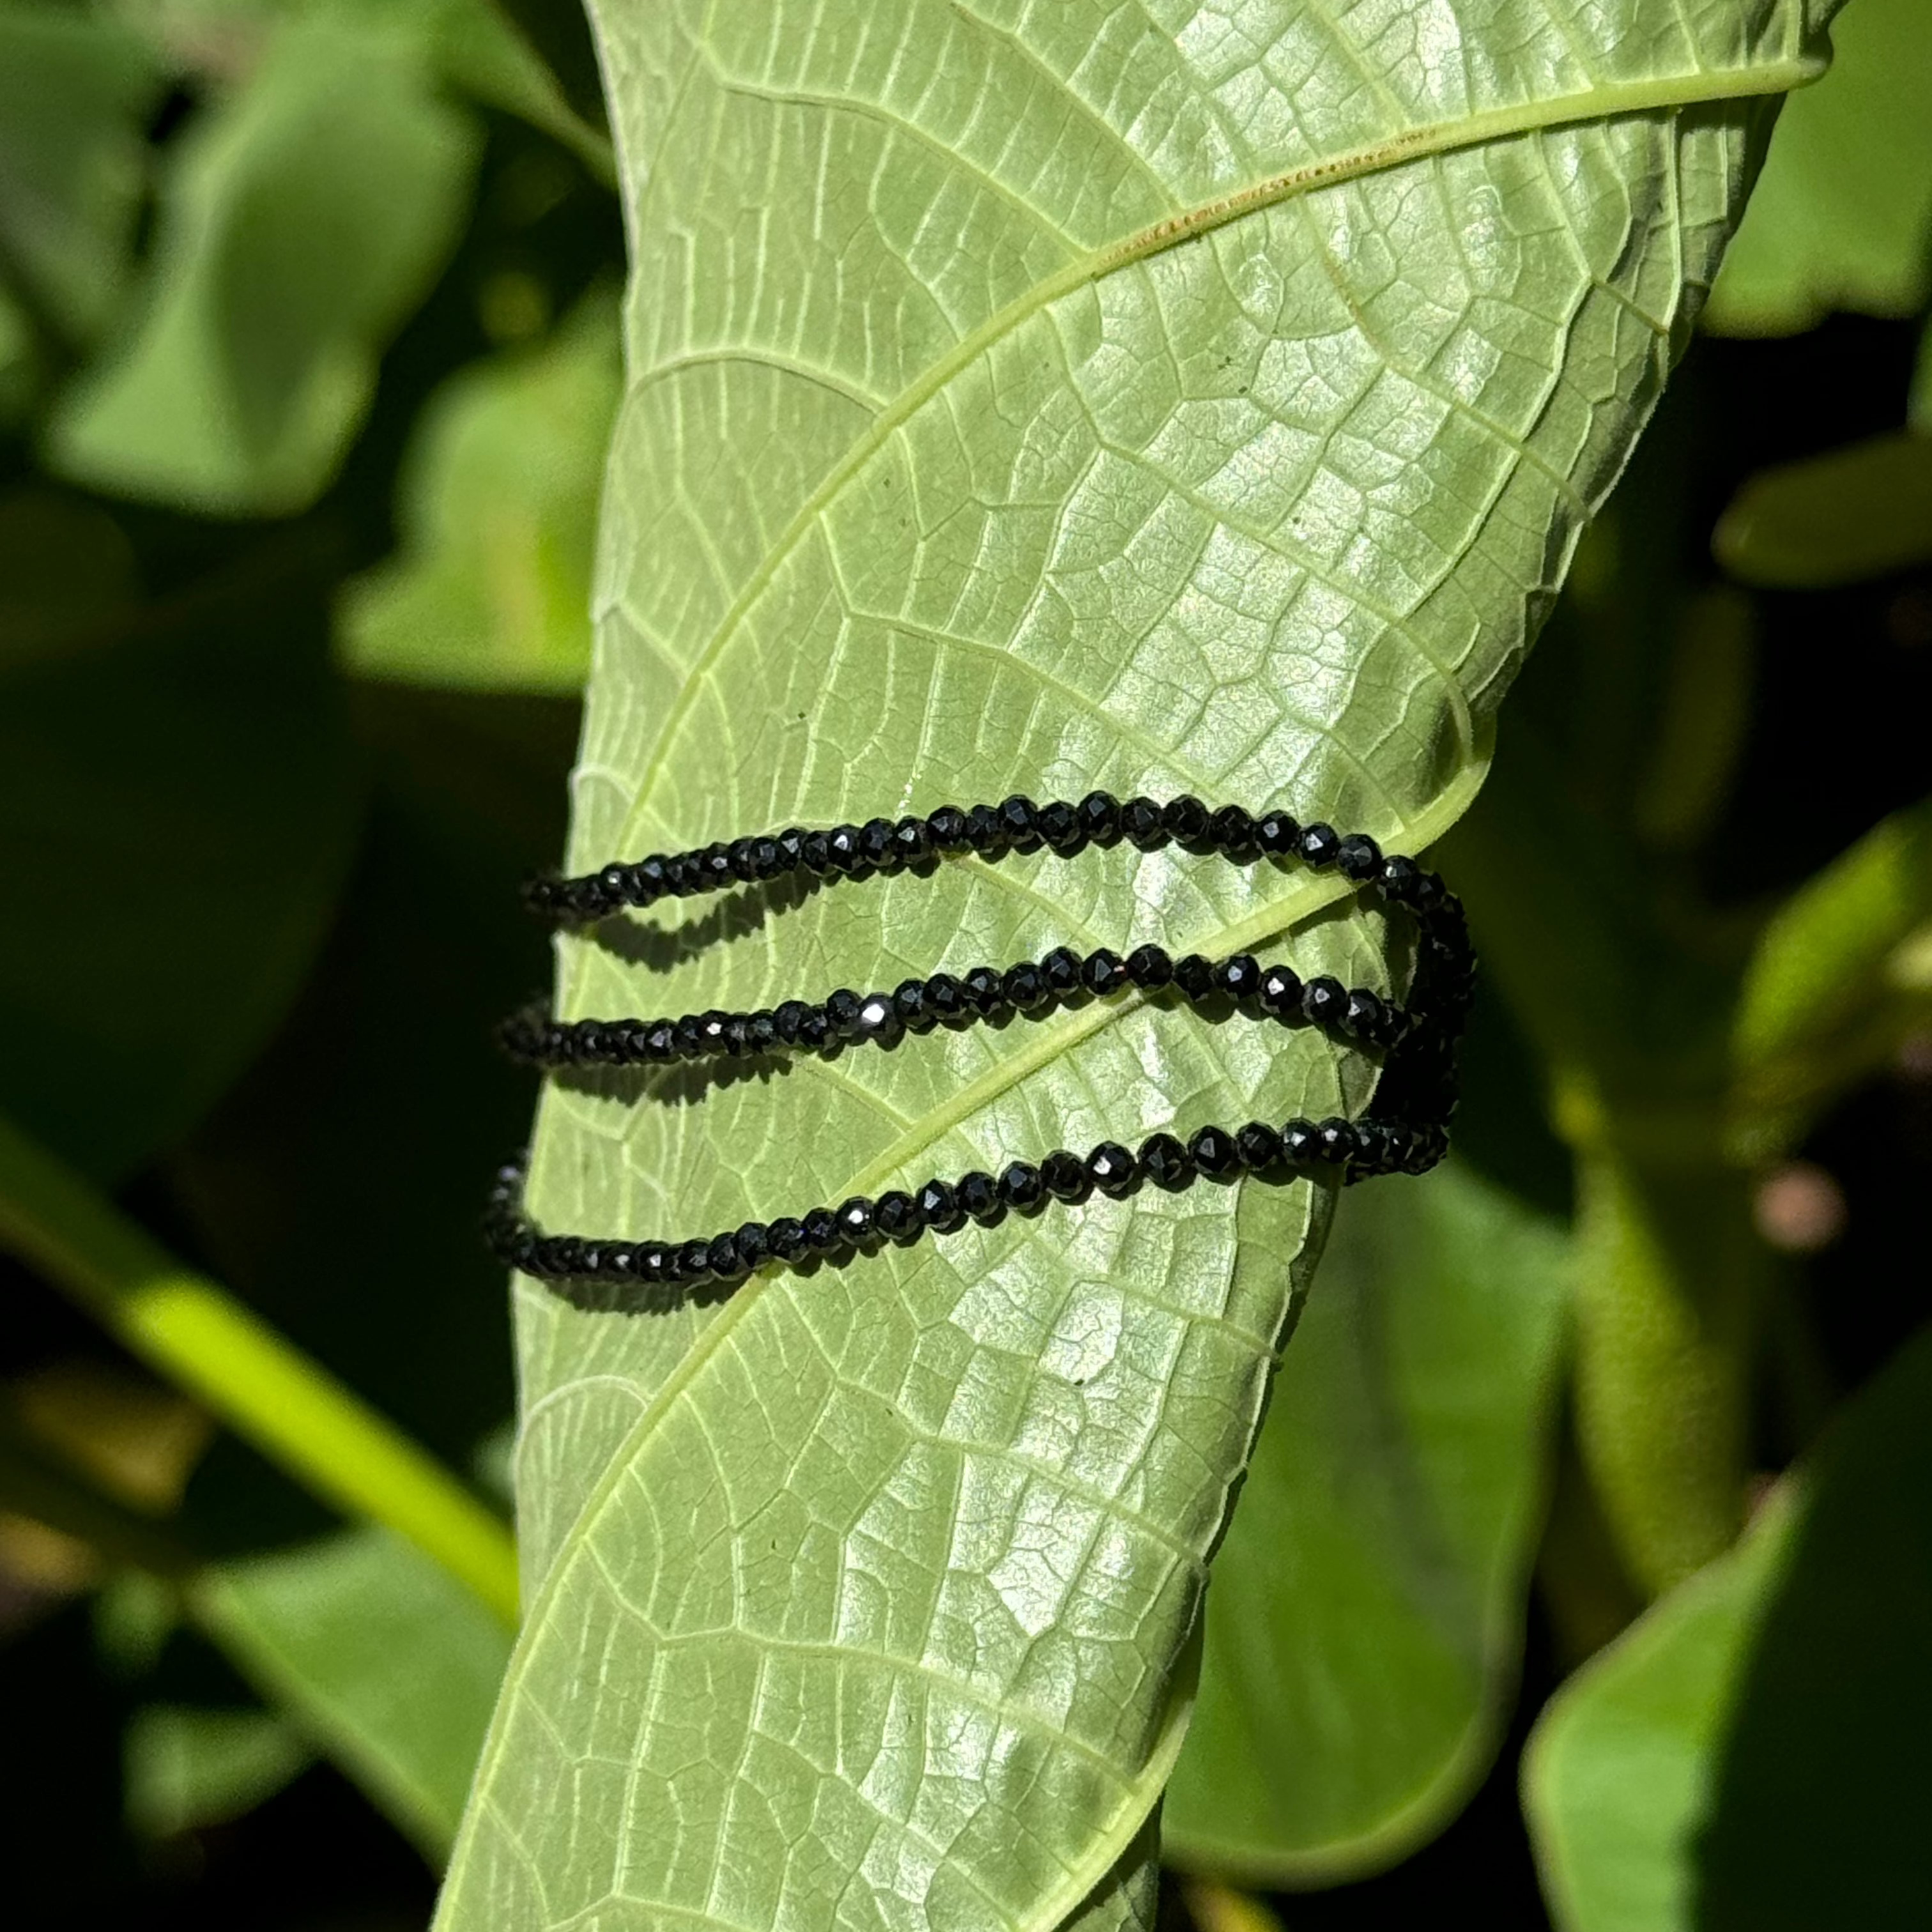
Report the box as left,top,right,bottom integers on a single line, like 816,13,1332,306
673,1014,707,1058
1302,976,1347,1027
859,817,896,868
835,1196,877,1245
965,802,1006,853
773,999,811,1045
707,1233,747,1280
855,993,900,1041
702,843,735,886
1215,954,1261,1001
746,1011,779,1054
802,1206,841,1254
1173,953,1216,1000
1210,804,1256,855
1041,947,1082,997
926,805,971,853
963,965,1008,1015
749,835,782,878
660,855,694,896
1236,1121,1284,1170
999,1160,1045,1210
776,827,807,870
1077,791,1121,842
1344,988,1386,1041
998,794,1041,850
917,1179,963,1233
1086,1142,1138,1195
627,855,668,904
637,1243,673,1285
1041,1150,1090,1202
1036,799,1083,853
728,838,761,881
597,864,631,905
1280,1119,1319,1167
827,824,864,873
678,1237,714,1279
797,1007,833,1051
893,979,929,1027
926,972,966,1020
578,1244,606,1279
893,816,932,865
1347,1121,1395,1177
1163,795,1211,844
1081,948,1126,997
1125,943,1173,989
1298,822,1341,868
732,1222,771,1271
723,1016,755,1057
1336,832,1383,882
1120,795,1167,848
1257,965,1303,1018
576,1022,607,1058
1002,961,1048,1010
1189,1124,1243,1180
801,829,832,873
825,988,863,1036
1315,1117,1361,1166
1376,853,1423,903
698,1009,731,1053
1139,1131,1193,1189
767,1218,809,1263
956,1170,1001,1223
875,1191,920,1241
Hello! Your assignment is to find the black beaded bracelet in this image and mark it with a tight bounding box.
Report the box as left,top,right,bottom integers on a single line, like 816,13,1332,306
492,792,1473,1314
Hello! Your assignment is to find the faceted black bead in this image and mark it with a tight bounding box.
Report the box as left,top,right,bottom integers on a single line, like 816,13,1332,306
836,1196,877,1244
1280,1119,1319,1166
1215,954,1261,1001
1002,961,1048,1009
597,864,631,904
1173,953,1216,1000
894,816,933,865
796,1007,832,1051
999,1160,1045,1209
1081,948,1126,997
917,1179,964,1233
1041,946,1083,996
1376,853,1423,903
575,1022,608,1059
1210,804,1257,855
1236,1121,1284,1170
956,1170,1001,1223
673,1014,708,1058
678,1237,714,1278
998,794,1041,850
578,1245,610,1283
825,988,863,1036
662,855,697,896
702,843,735,886
767,1218,809,1263
1336,832,1383,882
749,835,782,878
628,856,668,903
1344,987,1387,1041
926,806,970,853
855,993,900,1041
637,1243,673,1285
1086,1142,1138,1195
1301,976,1347,1027
963,965,1008,1015
827,824,865,872
1257,965,1303,1018
800,829,832,873
801,1206,841,1253
709,1233,749,1280
875,1191,920,1241
1077,791,1121,843
1189,1124,1242,1180
1125,943,1173,989
746,1011,779,1054
1037,799,1083,852
541,1237,586,1276
1163,795,1211,844
1315,1117,1361,1165
776,828,807,871
728,838,761,881
1347,1120,1395,1176
1120,795,1167,848
698,1009,731,1053
893,979,929,1027
1041,1150,1090,1202
1139,1131,1193,1189
965,802,1006,853
1298,822,1340,868
859,817,896,868
643,1020,678,1061
719,1016,751,1057
926,972,966,1020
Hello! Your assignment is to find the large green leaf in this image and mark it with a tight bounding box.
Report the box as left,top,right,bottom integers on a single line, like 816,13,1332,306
1163,1160,1569,1885
439,4,1832,1928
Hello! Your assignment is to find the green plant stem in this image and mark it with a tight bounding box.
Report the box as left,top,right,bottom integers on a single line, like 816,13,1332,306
0,1112,518,1625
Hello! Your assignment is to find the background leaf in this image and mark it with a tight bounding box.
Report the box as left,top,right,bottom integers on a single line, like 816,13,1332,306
439,4,1832,1928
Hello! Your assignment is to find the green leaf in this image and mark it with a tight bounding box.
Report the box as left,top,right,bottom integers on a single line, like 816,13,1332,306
1705,0,1932,335
1526,1325,1932,1932
1163,1160,1569,1885
194,1528,514,1864
339,293,620,694
123,1703,314,1841
438,5,1834,1927
47,15,479,516
1713,431,1932,590
0,8,167,345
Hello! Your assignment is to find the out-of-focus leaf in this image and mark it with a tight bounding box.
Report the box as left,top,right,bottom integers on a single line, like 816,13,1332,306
0,613,362,1179
339,294,618,694
1632,590,1754,854
49,17,478,516
0,9,167,344
192,1527,512,1864
426,0,613,180
1713,432,1932,589
438,2,1836,1925
1730,793,1932,1158
1526,1325,1932,1932
123,1703,314,1839
1705,0,1932,335
0,488,141,670
1163,1161,1568,1885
